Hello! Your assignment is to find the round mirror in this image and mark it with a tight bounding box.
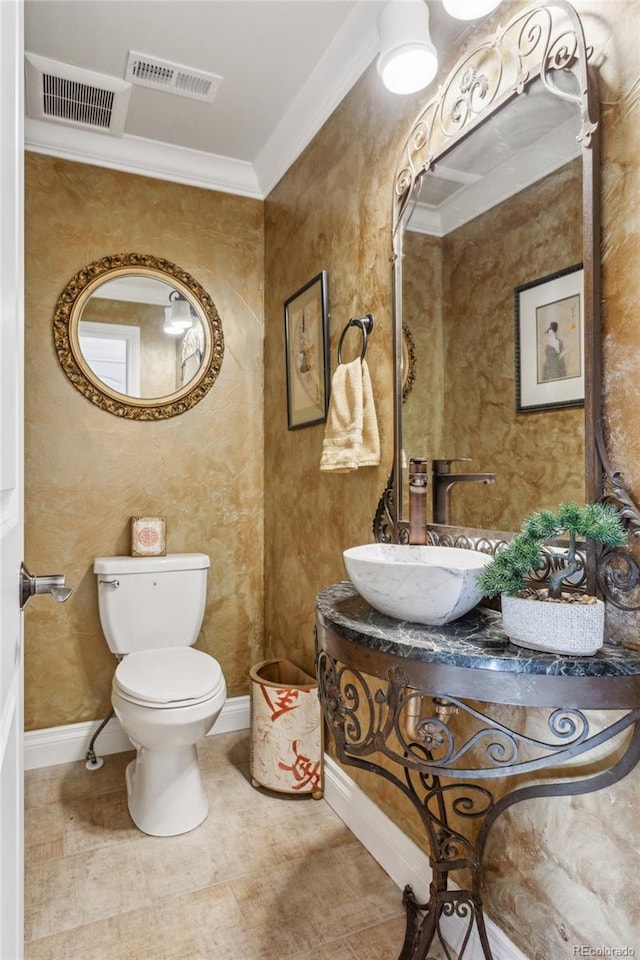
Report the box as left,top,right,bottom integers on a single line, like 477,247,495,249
53,253,224,420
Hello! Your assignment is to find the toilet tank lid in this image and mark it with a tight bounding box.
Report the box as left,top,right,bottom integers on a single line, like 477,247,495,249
93,553,210,574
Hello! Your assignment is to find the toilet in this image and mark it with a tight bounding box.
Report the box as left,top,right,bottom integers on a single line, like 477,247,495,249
93,553,226,837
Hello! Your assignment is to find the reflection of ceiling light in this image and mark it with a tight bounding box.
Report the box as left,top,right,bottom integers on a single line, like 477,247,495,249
377,0,438,95
168,290,193,328
443,0,501,20
163,307,185,335
163,289,193,334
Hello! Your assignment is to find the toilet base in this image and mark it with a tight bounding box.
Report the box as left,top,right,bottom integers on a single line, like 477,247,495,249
125,745,209,837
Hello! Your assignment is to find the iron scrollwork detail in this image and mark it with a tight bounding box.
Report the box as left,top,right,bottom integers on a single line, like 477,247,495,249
392,2,596,236
374,472,407,544
378,2,634,610
316,642,640,960
425,530,509,556
596,431,640,609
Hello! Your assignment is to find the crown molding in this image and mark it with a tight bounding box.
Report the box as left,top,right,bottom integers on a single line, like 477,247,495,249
24,0,381,200
253,0,380,196
24,118,262,198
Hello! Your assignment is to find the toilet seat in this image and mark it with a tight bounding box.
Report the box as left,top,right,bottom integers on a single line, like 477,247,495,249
114,647,224,709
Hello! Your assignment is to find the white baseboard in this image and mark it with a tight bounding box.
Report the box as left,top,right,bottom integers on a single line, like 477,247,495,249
323,754,431,903
23,695,250,770
24,710,527,960
323,756,529,960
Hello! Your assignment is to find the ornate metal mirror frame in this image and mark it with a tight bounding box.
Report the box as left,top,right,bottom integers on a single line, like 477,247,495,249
54,252,224,420
374,0,640,606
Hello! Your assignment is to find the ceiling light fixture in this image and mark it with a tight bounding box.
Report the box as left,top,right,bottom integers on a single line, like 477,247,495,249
377,0,438,95
377,0,503,94
442,0,502,20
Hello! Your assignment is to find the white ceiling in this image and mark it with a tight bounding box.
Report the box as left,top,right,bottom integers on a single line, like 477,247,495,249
24,2,581,227
24,0,468,199
24,0,391,198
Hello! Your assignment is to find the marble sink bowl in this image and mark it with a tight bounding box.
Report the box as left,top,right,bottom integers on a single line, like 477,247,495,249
343,543,492,626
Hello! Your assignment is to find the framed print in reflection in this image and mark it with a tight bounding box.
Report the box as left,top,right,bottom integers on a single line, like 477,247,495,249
515,264,584,413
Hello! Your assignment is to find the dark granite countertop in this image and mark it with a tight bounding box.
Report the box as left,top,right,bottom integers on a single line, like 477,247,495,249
316,582,640,680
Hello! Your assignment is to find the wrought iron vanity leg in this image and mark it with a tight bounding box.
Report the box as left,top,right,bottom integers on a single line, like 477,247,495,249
316,639,640,960
405,875,452,960
399,876,489,960
398,885,428,959
405,893,439,960
474,908,495,960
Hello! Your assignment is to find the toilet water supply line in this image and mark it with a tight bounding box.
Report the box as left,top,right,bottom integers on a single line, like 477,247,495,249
85,708,115,771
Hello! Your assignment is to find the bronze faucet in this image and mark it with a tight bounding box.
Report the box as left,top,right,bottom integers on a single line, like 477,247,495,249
408,458,428,545
432,458,496,526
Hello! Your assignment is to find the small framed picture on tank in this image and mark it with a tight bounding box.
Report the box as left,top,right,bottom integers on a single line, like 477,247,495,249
515,263,584,413
284,271,330,430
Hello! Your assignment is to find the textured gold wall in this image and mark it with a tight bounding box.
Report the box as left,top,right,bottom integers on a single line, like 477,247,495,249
263,72,411,681
443,161,584,529
264,2,640,956
401,231,444,517
25,154,265,729
403,161,584,531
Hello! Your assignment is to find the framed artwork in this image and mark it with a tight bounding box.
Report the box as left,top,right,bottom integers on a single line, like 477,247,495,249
284,271,330,430
515,263,584,413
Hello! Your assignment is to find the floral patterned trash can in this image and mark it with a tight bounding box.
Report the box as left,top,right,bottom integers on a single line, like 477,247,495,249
249,658,323,799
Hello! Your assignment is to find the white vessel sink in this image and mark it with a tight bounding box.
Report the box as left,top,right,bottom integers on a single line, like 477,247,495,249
343,543,492,626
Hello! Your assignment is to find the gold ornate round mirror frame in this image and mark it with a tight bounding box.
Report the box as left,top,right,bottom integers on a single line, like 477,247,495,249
53,253,224,420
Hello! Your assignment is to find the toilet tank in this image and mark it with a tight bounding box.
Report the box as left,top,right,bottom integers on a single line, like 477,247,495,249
93,553,210,655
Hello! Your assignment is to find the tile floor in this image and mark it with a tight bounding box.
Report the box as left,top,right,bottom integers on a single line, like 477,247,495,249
24,730,453,960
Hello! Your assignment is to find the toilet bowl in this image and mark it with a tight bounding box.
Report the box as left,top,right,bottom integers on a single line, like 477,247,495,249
93,553,227,837
113,646,226,836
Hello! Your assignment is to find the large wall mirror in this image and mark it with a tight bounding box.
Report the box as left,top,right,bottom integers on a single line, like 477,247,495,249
376,1,640,601
54,253,224,420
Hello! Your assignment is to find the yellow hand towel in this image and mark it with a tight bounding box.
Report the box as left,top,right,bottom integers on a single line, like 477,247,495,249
320,358,380,473
359,360,381,467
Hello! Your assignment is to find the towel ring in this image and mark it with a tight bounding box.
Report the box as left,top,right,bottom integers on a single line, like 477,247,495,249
337,314,374,364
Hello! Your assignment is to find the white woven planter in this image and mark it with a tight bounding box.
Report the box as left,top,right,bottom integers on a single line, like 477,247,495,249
501,594,605,656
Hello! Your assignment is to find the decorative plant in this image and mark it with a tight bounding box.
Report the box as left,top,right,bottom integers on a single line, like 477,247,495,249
477,502,627,600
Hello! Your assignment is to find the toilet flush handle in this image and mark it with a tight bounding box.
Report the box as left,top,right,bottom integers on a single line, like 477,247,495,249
20,563,73,609
98,578,120,589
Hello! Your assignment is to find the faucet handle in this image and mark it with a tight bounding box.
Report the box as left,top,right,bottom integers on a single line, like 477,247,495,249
432,458,472,475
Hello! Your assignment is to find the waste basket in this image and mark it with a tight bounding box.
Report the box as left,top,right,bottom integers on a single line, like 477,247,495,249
249,658,323,799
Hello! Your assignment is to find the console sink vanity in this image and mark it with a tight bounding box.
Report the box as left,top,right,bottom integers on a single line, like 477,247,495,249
315,582,640,960
314,2,640,956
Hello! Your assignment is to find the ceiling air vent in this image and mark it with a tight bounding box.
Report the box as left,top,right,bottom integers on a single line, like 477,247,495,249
125,52,222,103
25,54,131,136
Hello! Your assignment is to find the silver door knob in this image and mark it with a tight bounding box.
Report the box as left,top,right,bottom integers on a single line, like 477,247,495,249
20,563,73,610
